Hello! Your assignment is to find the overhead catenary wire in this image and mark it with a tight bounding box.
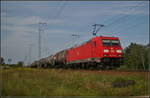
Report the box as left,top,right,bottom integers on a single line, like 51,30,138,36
62,1,145,48
25,1,68,59
44,1,68,22
96,1,145,37
67,2,145,45
18,2,142,7
103,2,144,28
37,1,146,58
116,19,147,34
108,14,146,35
46,2,134,54
51,34,91,55
42,1,68,57
44,1,98,56
51,33,82,55
101,2,143,24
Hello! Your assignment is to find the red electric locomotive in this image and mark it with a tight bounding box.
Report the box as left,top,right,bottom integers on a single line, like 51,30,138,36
66,36,123,69
31,36,123,69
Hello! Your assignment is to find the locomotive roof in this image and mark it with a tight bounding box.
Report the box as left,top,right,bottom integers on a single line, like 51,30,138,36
70,35,119,49
94,36,119,39
38,35,120,60
51,35,120,56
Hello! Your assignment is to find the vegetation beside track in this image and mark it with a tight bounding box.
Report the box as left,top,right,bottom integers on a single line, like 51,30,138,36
1,68,148,96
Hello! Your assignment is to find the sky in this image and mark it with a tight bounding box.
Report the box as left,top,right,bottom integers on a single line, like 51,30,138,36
1,1,149,64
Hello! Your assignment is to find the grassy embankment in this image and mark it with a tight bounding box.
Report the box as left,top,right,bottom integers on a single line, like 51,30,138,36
1,68,149,96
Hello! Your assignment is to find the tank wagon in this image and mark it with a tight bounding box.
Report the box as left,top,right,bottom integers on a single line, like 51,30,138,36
31,36,123,69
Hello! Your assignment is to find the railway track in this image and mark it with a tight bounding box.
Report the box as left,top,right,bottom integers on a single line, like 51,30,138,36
97,69,149,72
29,63,149,73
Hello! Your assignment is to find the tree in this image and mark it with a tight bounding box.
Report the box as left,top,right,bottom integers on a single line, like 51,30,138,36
0,57,5,65
123,43,148,70
143,43,149,69
16,61,24,67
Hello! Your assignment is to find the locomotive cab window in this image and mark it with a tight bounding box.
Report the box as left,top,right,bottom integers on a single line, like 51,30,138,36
102,39,120,46
102,39,111,46
111,40,120,46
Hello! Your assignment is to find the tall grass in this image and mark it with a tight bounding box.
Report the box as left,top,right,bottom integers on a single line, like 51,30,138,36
1,68,148,96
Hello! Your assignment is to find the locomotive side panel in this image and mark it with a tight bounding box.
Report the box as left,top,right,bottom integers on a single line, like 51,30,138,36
81,42,92,59
66,39,100,64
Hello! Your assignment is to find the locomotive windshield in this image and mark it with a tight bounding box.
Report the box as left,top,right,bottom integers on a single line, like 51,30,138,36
111,40,120,46
102,39,111,46
102,39,120,46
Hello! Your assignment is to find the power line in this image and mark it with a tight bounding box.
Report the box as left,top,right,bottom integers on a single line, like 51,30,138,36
54,1,68,18
108,14,145,34
42,1,68,57
38,1,145,58
70,2,145,43
116,19,146,34
96,2,145,37
104,2,144,28
42,1,71,57
21,2,128,6
51,34,81,55
45,1,68,22
104,2,146,36
60,4,144,50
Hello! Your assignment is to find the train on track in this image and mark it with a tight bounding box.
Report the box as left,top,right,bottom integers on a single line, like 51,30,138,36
31,36,123,69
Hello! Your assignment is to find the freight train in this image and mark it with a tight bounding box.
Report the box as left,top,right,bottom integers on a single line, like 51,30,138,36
31,36,123,69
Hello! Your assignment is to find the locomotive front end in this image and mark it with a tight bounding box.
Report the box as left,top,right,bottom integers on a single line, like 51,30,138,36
101,37,123,68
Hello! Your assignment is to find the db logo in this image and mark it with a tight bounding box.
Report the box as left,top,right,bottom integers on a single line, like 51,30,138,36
111,50,115,53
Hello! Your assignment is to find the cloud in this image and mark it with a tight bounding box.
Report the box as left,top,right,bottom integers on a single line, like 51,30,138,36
63,6,147,19
115,1,147,7
1,24,38,64
1,15,73,63
108,9,147,15
2,15,65,26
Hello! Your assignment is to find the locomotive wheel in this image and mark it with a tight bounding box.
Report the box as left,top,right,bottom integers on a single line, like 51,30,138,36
72,64,76,69
97,64,103,70
82,63,85,69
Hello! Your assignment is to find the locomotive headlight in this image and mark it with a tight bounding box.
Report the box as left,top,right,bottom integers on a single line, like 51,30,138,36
104,49,109,53
116,50,122,53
